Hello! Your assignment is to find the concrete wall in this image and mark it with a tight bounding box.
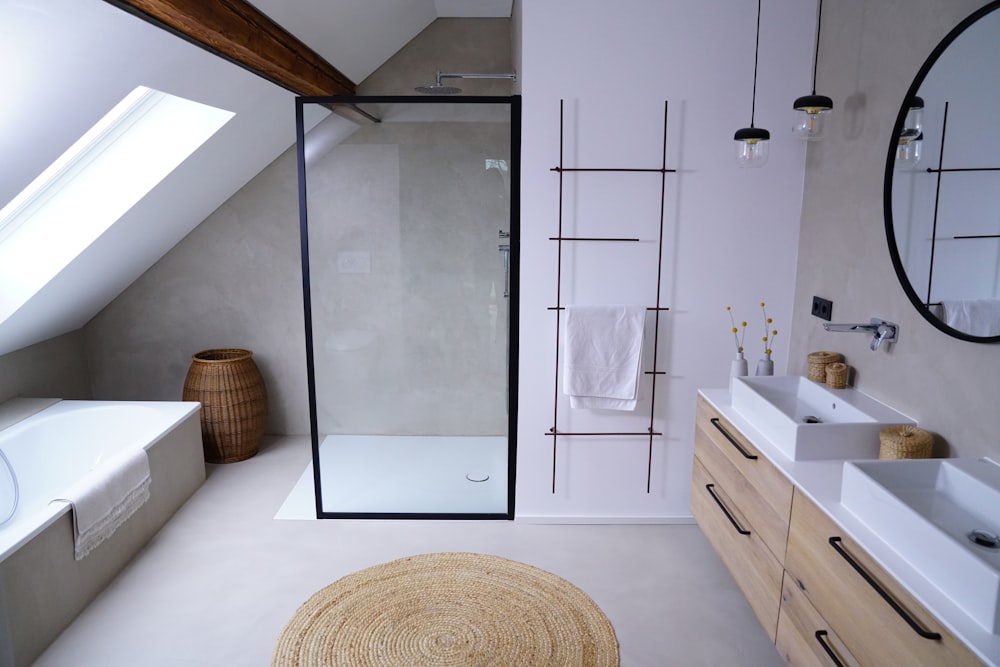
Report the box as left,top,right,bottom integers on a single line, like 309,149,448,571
303,118,511,435
787,0,1000,461
83,19,513,436
0,332,90,405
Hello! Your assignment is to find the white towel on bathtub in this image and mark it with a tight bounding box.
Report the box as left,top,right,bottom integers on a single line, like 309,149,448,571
563,305,646,411
53,448,151,560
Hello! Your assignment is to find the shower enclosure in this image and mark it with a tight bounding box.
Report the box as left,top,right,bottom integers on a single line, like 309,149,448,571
295,96,520,519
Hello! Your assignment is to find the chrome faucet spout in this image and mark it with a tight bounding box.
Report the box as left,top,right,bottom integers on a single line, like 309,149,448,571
823,323,878,333
823,318,898,352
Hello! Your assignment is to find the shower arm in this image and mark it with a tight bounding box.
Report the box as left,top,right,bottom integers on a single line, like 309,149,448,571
434,71,517,85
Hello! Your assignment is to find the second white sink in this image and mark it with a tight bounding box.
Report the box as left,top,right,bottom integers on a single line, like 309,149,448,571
841,458,1000,634
730,375,914,460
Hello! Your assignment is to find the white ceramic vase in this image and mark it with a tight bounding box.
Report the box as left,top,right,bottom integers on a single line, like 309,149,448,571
730,352,748,392
755,353,774,376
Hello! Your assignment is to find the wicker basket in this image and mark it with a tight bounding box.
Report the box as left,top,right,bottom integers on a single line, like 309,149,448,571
825,362,848,389
807,350,842,382
879,425,933,460
182,348,268,463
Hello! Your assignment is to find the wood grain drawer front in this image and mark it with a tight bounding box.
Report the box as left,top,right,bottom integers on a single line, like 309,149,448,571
784,491,983,667
691,457,783,642
776,573,862,667
695,396,793,562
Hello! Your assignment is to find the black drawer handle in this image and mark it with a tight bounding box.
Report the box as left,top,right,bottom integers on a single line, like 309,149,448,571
709,417,758,460
705,484,750,535
828,537,942,640
814,630,845,667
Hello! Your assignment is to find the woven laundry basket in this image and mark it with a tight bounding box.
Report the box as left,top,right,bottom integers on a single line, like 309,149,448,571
807,351,842,382
879,425,933,460
183,348,268,463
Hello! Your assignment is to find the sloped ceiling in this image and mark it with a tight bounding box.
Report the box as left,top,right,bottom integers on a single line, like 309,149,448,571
0,0,512,356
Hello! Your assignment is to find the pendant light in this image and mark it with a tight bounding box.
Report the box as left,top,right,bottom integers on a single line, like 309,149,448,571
895,97,924,169
792,0,833,140
735,0,770,167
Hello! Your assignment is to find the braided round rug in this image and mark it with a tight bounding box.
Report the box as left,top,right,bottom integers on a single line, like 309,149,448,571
271,552,619,667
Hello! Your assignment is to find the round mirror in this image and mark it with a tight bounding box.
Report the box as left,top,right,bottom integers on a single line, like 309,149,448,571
884,1,1000,342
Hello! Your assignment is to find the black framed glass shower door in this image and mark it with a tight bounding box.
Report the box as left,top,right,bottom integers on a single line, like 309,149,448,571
295,96,519,519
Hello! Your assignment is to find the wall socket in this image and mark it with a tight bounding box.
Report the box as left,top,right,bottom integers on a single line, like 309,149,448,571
811,296,833,321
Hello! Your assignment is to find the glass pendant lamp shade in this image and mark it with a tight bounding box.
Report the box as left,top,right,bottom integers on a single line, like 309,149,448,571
792,94,834,140
895,132,923,169
734,0,769,167
735,126,771,167
793,0,833,140
900,96,924,139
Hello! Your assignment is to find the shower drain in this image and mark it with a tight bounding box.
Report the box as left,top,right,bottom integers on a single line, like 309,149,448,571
466,473,490,483
968,529,1000,549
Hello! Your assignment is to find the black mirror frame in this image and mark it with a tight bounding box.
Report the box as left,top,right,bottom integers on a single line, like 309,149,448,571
883,0,1000,343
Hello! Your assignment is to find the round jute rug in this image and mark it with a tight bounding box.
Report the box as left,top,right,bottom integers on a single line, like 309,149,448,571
271,552,619,667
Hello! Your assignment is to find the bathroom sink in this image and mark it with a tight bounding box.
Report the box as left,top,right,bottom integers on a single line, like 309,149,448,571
730,376,914,460
841,458,1000,633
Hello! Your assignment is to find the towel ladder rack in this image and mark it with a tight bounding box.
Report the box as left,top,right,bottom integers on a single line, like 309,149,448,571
919,101,1000,306
546,99,675,494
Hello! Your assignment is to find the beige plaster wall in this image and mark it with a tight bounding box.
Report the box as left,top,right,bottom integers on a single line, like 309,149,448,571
304,119,511,435
83,18,512,435
788,0,1000,458
0,332,90,404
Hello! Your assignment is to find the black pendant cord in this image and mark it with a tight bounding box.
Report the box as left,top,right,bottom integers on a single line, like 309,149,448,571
811,0,824,95
750,0,762,128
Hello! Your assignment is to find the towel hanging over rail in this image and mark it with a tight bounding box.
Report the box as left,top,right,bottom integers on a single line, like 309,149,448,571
563,305,646,411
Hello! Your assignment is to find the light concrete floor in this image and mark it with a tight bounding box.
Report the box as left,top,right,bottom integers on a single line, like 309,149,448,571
34,435,784,666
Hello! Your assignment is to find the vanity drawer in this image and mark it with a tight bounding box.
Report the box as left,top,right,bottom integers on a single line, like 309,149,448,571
694,396,793,562
776,573,861,667
784,490,982,667
691,456,783,641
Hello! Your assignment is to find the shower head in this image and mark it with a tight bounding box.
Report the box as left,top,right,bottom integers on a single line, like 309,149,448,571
415,82,463,95
414,70,516,95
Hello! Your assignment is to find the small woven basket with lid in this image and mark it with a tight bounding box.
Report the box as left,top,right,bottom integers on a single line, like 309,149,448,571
807,350,842,382
879,425,933,460
825,362,848,389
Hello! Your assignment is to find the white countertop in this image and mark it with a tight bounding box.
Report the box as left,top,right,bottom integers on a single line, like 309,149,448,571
700,387,1000,667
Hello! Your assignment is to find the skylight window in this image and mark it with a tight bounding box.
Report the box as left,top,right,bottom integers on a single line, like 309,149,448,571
0,86,234,323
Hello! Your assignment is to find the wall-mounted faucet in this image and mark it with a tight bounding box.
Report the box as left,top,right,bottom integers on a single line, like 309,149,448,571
823,318,899,351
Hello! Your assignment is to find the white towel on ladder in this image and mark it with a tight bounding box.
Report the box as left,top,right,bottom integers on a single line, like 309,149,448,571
563,305,647,411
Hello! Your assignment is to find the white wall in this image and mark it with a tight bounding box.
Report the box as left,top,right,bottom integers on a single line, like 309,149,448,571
516,0,814,520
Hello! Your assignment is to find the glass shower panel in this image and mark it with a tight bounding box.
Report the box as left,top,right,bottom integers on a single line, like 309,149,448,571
299,99,514,517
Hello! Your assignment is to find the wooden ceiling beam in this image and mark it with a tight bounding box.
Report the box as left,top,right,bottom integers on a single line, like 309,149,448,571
103,0,356,96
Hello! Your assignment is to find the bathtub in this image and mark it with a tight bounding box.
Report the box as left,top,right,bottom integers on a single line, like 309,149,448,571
0,399,206,666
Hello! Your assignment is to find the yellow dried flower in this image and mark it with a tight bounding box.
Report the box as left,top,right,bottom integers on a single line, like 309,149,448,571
759,302,778,356
727,306,747,353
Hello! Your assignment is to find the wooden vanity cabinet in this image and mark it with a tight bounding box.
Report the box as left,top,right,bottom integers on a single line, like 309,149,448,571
691,396,794,640
692,393,987,666
776,573,862,667
784,490,982,667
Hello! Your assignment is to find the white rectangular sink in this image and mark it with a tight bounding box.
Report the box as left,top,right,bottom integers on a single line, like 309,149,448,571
841,458,1000,634
730,376,914,461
